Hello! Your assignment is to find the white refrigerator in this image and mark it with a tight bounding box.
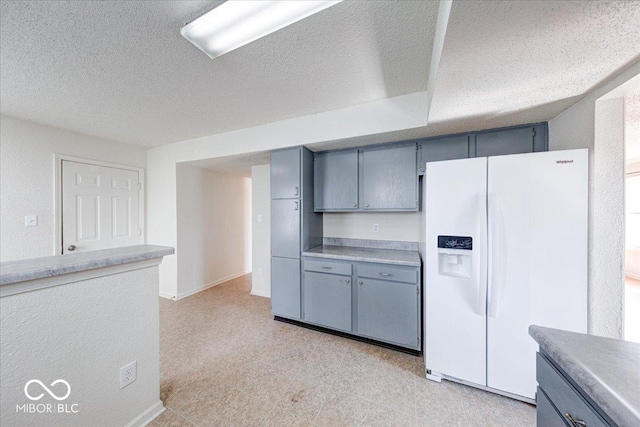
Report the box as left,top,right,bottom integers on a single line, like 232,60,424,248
423,149,588,402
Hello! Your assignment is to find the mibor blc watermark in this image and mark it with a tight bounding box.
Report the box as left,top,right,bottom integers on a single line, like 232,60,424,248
16,379,79,414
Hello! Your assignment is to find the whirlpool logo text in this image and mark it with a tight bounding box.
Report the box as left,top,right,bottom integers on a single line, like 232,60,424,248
16,379,79,414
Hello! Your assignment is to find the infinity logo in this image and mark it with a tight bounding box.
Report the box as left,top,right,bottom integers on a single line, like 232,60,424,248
24,379,71,401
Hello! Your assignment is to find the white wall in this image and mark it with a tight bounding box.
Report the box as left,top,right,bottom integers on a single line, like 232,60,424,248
174,164,251,300
0,266,162,427
251,165,271,297
548,59,640,339
323,212,422,242
626,92,640,280
0,115,146,262
147,92,428,293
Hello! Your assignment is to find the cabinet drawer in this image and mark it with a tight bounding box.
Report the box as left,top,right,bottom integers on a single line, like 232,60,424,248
537,387,567,427
304,258,352,276
536,353,607,427
357,264,418,284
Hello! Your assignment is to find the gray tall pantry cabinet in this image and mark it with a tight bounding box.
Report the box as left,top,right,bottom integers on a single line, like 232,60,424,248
270,147,322,320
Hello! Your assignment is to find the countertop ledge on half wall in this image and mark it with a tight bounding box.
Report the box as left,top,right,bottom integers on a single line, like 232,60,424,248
529,325,640,427
0,245,175,285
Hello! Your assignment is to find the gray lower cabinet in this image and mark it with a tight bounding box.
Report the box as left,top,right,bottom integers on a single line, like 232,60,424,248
301,257,421,350
356,278,419,348
271,199,300,259
536,388,567,427
314,150,359,211
271,149,301,199
361,144,418,211
271,257,301,320
536,352,611,427
303,271,352,332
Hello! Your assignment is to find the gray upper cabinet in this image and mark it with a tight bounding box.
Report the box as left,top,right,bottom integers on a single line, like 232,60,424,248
314,150,358,211
362,144,418,211
356,277,419,349
418,123,548,175
271,257,301,320
418,135,470,174
475,127,535,157
271,148,301,199
271,198,300,259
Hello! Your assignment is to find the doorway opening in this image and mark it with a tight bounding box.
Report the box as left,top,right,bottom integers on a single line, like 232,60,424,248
624,89,640,343
172,152,270,301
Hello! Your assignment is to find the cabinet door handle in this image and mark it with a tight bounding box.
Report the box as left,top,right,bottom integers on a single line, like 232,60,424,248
379,272,393,277
352,203,357,208
366,204,370,208
564,414,586,427
321,266,332,270
294,201,299,211
358,281,364,286
295,186,299,196
344,279,350,284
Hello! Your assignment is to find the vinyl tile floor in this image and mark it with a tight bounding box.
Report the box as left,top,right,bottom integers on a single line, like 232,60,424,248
149,274,535,427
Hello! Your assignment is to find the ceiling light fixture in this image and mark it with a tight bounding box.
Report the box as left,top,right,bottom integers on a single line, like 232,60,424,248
181,0,343,59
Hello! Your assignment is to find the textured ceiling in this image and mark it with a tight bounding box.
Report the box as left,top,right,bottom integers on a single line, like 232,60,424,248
0,0,437,147
426,0,640,136
186,150,270,178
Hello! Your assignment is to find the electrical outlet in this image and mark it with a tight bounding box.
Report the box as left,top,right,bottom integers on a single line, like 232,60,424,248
120,360,137,389
373,223,380,233
257,214,263,223
24,215,38,227
259,268,264,277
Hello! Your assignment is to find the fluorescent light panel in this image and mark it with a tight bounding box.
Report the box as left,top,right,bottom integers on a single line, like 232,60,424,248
181,0,343,59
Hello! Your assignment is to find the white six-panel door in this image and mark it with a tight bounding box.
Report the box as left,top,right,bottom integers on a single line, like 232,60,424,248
486,149,588,399
425,157,488,386
62,161,140,253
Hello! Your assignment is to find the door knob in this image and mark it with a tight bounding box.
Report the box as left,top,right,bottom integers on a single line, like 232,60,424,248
67,245,76,252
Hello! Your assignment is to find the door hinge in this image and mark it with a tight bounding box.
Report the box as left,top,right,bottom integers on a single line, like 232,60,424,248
138,229,142,236
138,182,142,190
532,128,536,137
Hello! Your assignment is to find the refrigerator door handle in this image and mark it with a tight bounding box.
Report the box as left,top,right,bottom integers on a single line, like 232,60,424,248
477,193,487,316
488,193,505,318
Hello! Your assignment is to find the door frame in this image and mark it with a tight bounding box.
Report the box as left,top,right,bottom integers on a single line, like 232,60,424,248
54,154,146,255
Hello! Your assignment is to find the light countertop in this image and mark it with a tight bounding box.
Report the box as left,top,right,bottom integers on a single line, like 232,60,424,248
529,325,640,427
0,245,175,285
303,245,421,267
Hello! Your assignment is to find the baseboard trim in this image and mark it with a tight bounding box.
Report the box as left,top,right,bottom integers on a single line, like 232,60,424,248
176,271,250,300
626,273,640,281
250,288,271,298
124,400,165,427
158,291,176,300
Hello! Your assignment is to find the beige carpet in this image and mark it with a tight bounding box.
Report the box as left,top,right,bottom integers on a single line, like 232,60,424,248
150,274,535,426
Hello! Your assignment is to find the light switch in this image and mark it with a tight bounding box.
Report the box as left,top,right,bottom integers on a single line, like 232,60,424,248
257,214,263,223
25,215,38,227
373,223,380,233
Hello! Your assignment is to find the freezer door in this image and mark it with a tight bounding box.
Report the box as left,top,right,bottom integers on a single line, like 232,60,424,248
486,149,588,399
424,157,487,386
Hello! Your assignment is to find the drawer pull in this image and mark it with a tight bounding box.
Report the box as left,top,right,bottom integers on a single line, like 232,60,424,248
344,279,350,284
358,281,363,286
564,414,586,427
321,266,332,270
379,272,393,277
